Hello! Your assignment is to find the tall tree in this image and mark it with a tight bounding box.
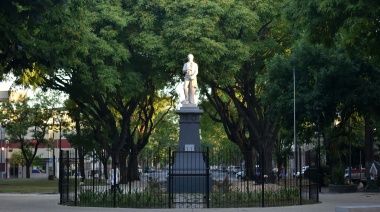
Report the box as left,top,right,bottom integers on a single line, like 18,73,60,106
0,0,176,181
9,150,26,177
0,91,59,178
41,1,174,181
64,99,97,180
154,0,292,179
0,0,64,85
2,0,294,181
263,41,379,172
284,0,380,170
284,0,380,64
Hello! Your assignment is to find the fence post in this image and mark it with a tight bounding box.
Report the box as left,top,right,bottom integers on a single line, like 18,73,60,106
168,147,171,208
66,151,69,202
128,151,132,195
308,150,311,200
113,154,116,208
75,149,78,206
284,156,287,189
92,151,95,191
59,150,62,205
206,147,210,208
261,147,264,207
316,148,320,202
299,147,302,205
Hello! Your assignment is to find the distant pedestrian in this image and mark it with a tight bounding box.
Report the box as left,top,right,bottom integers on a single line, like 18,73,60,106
108,163,121,193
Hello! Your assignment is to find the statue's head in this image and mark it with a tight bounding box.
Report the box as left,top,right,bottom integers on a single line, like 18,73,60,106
188,54,194,62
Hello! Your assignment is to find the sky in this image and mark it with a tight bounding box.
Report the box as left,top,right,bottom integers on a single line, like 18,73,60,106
1,75,196,108
0,75,68,108
0,80,13,91
0,73,18,91
0,76,34,98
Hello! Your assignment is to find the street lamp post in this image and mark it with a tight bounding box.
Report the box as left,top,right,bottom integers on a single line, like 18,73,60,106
1,147,3,179
5,140,8,178
59,117,62,185
49,123,56,178
1,129,3,179
59,117,62,161
348,118,352,184
57,112,64,193
53,128,56,178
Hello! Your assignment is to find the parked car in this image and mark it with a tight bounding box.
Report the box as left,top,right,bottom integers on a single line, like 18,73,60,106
218,164,227,172
344,167,366,184
62,171,70,176
138,165,143,175
32,169,41,173
278,173,286,179
236,170,246,180
210,165,218,171
227,166,241,174
144,166,156,173
236,170,265,180
294,166,309,177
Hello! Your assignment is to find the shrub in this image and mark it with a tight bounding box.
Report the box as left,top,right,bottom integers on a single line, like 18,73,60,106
303,165,330,186
213,176,232,192
331,166,346,185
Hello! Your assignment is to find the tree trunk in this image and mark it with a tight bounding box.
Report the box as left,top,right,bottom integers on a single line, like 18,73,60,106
26,164,31,178
78,148,85,181
277,160,283,178
119,152,128,183
127,146,140,182
75,118,86,181
241,148,256,181
102,160,108,180
261,144,275,183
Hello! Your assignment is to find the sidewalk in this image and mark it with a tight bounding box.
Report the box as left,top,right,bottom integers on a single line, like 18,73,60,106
0,188,379,212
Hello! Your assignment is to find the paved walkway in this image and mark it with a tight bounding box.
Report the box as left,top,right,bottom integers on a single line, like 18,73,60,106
0,188,379,212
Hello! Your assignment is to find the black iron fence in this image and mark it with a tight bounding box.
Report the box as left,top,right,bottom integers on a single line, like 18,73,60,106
60,148,319,208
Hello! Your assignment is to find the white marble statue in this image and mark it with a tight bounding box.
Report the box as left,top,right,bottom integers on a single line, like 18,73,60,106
182,54,198,104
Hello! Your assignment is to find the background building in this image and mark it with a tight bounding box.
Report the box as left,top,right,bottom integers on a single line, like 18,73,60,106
0,89,74,179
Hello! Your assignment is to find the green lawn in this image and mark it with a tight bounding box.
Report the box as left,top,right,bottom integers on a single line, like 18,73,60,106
0,178,59,193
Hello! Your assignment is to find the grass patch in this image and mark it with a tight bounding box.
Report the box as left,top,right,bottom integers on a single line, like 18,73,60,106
0,178,59,193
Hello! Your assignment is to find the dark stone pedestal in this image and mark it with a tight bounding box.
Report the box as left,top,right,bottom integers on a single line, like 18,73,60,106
171,175,212,193
176,105,204,151
168,105,212,193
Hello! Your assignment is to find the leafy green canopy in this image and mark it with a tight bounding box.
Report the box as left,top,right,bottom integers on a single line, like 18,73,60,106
147,0,291,177
284,0,380,64
2,0,292,178
263,41,380,138
0,91,61,178
281,0,380,169
0,1,176,182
